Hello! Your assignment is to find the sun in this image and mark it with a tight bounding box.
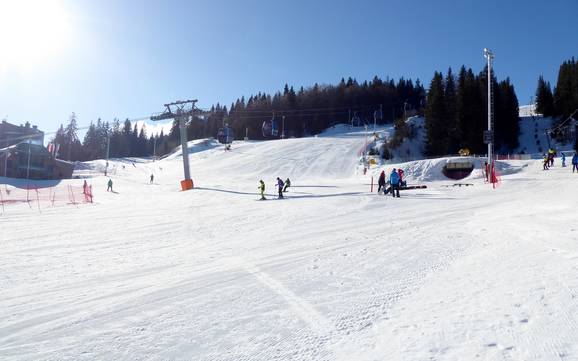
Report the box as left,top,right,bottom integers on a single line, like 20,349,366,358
0,0,72,71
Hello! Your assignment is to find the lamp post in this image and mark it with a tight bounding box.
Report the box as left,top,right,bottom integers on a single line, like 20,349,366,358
483,48,494,180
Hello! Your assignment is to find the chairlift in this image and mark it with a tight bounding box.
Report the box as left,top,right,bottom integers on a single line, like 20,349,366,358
262,115,279,138
217,125,235,144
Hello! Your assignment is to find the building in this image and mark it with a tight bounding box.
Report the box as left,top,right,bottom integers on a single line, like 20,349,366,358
0,121,74,179
0,120,44,148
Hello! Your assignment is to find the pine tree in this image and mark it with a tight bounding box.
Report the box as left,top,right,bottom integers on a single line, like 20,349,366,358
535,75,555,116
425,72,448,155
444,68,458,153
554,58,578,118
63,112,82,161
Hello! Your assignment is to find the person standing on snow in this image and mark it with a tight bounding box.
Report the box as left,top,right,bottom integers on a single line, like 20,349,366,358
377,170,386,193
543,154,549,170
397,168,405,188
572,152,578,173
390,168,400,198
548,148,555,167
107,178,113,192
561,152,566,167
283,178,291,192
258,180,266,200
276,177,284,199
150,174,154,184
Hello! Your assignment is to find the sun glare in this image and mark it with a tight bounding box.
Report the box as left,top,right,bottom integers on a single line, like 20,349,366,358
0,0,72,71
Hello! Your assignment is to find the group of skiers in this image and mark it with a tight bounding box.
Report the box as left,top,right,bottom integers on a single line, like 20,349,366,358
543,149,578,172
258,177,291,200
377,168,405,198
543,148,558,170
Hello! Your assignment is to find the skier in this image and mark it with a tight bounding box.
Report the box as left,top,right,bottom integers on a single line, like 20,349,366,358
548,148,555,167
572,152,578,173
543,154,549,170
283,178,291,192
390,168,400,198
561,152,566,167
377,170,386,193
83,180,88,195
258,180,266,200
107,178,113,192
397,168,406,188
150,174,154,183
276,177,284,199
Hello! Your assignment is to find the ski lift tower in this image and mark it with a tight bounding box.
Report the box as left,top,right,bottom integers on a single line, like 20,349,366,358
151,99,198,191
483,48,495,185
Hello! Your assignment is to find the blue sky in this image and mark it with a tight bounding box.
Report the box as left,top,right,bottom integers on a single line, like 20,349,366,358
0,0,576,138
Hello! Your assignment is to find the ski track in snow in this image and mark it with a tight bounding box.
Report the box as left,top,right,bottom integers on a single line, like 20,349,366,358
1,127,578,360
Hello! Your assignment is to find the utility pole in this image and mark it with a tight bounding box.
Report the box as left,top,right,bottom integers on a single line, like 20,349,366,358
281,116,285,139
483,48,495,185
153,136,157,161
151,99,198,190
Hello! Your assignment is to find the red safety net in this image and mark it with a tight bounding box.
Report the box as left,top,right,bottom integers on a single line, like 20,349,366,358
0,183,93,213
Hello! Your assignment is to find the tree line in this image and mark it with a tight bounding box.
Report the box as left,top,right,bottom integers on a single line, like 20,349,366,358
535,57,578,119
51,113,164,162
52,57,577,162
51,76,427,161
424,66,520,156
535,57,578,150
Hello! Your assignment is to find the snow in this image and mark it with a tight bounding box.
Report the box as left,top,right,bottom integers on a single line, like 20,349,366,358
519,104,540,117
1,125,578,361
515,116,575,157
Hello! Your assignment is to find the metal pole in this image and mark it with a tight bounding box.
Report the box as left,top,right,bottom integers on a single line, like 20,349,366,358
153,137,156,161
178,109,191,181
26,140,31,180
485,49,493,170
281,116,285,139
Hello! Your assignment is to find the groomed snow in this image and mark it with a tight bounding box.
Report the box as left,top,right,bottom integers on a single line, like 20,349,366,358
1,126,577,361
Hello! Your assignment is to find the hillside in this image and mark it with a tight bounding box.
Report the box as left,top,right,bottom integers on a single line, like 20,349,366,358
1,126,577,361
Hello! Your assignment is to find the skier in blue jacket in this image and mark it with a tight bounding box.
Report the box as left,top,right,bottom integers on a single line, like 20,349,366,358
276,177,284,199
572,152,578,173
390,168,400,198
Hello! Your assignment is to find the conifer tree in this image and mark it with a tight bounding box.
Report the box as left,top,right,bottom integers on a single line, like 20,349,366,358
535,76,555,117
425,72,448,155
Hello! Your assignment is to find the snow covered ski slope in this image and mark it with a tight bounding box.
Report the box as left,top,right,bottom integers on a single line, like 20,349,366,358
1,125,577,361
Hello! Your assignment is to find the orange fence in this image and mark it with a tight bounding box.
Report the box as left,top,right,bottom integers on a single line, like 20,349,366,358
0,184,93,214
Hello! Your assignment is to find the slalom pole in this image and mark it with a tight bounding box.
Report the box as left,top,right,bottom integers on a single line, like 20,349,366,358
370,176,373,193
